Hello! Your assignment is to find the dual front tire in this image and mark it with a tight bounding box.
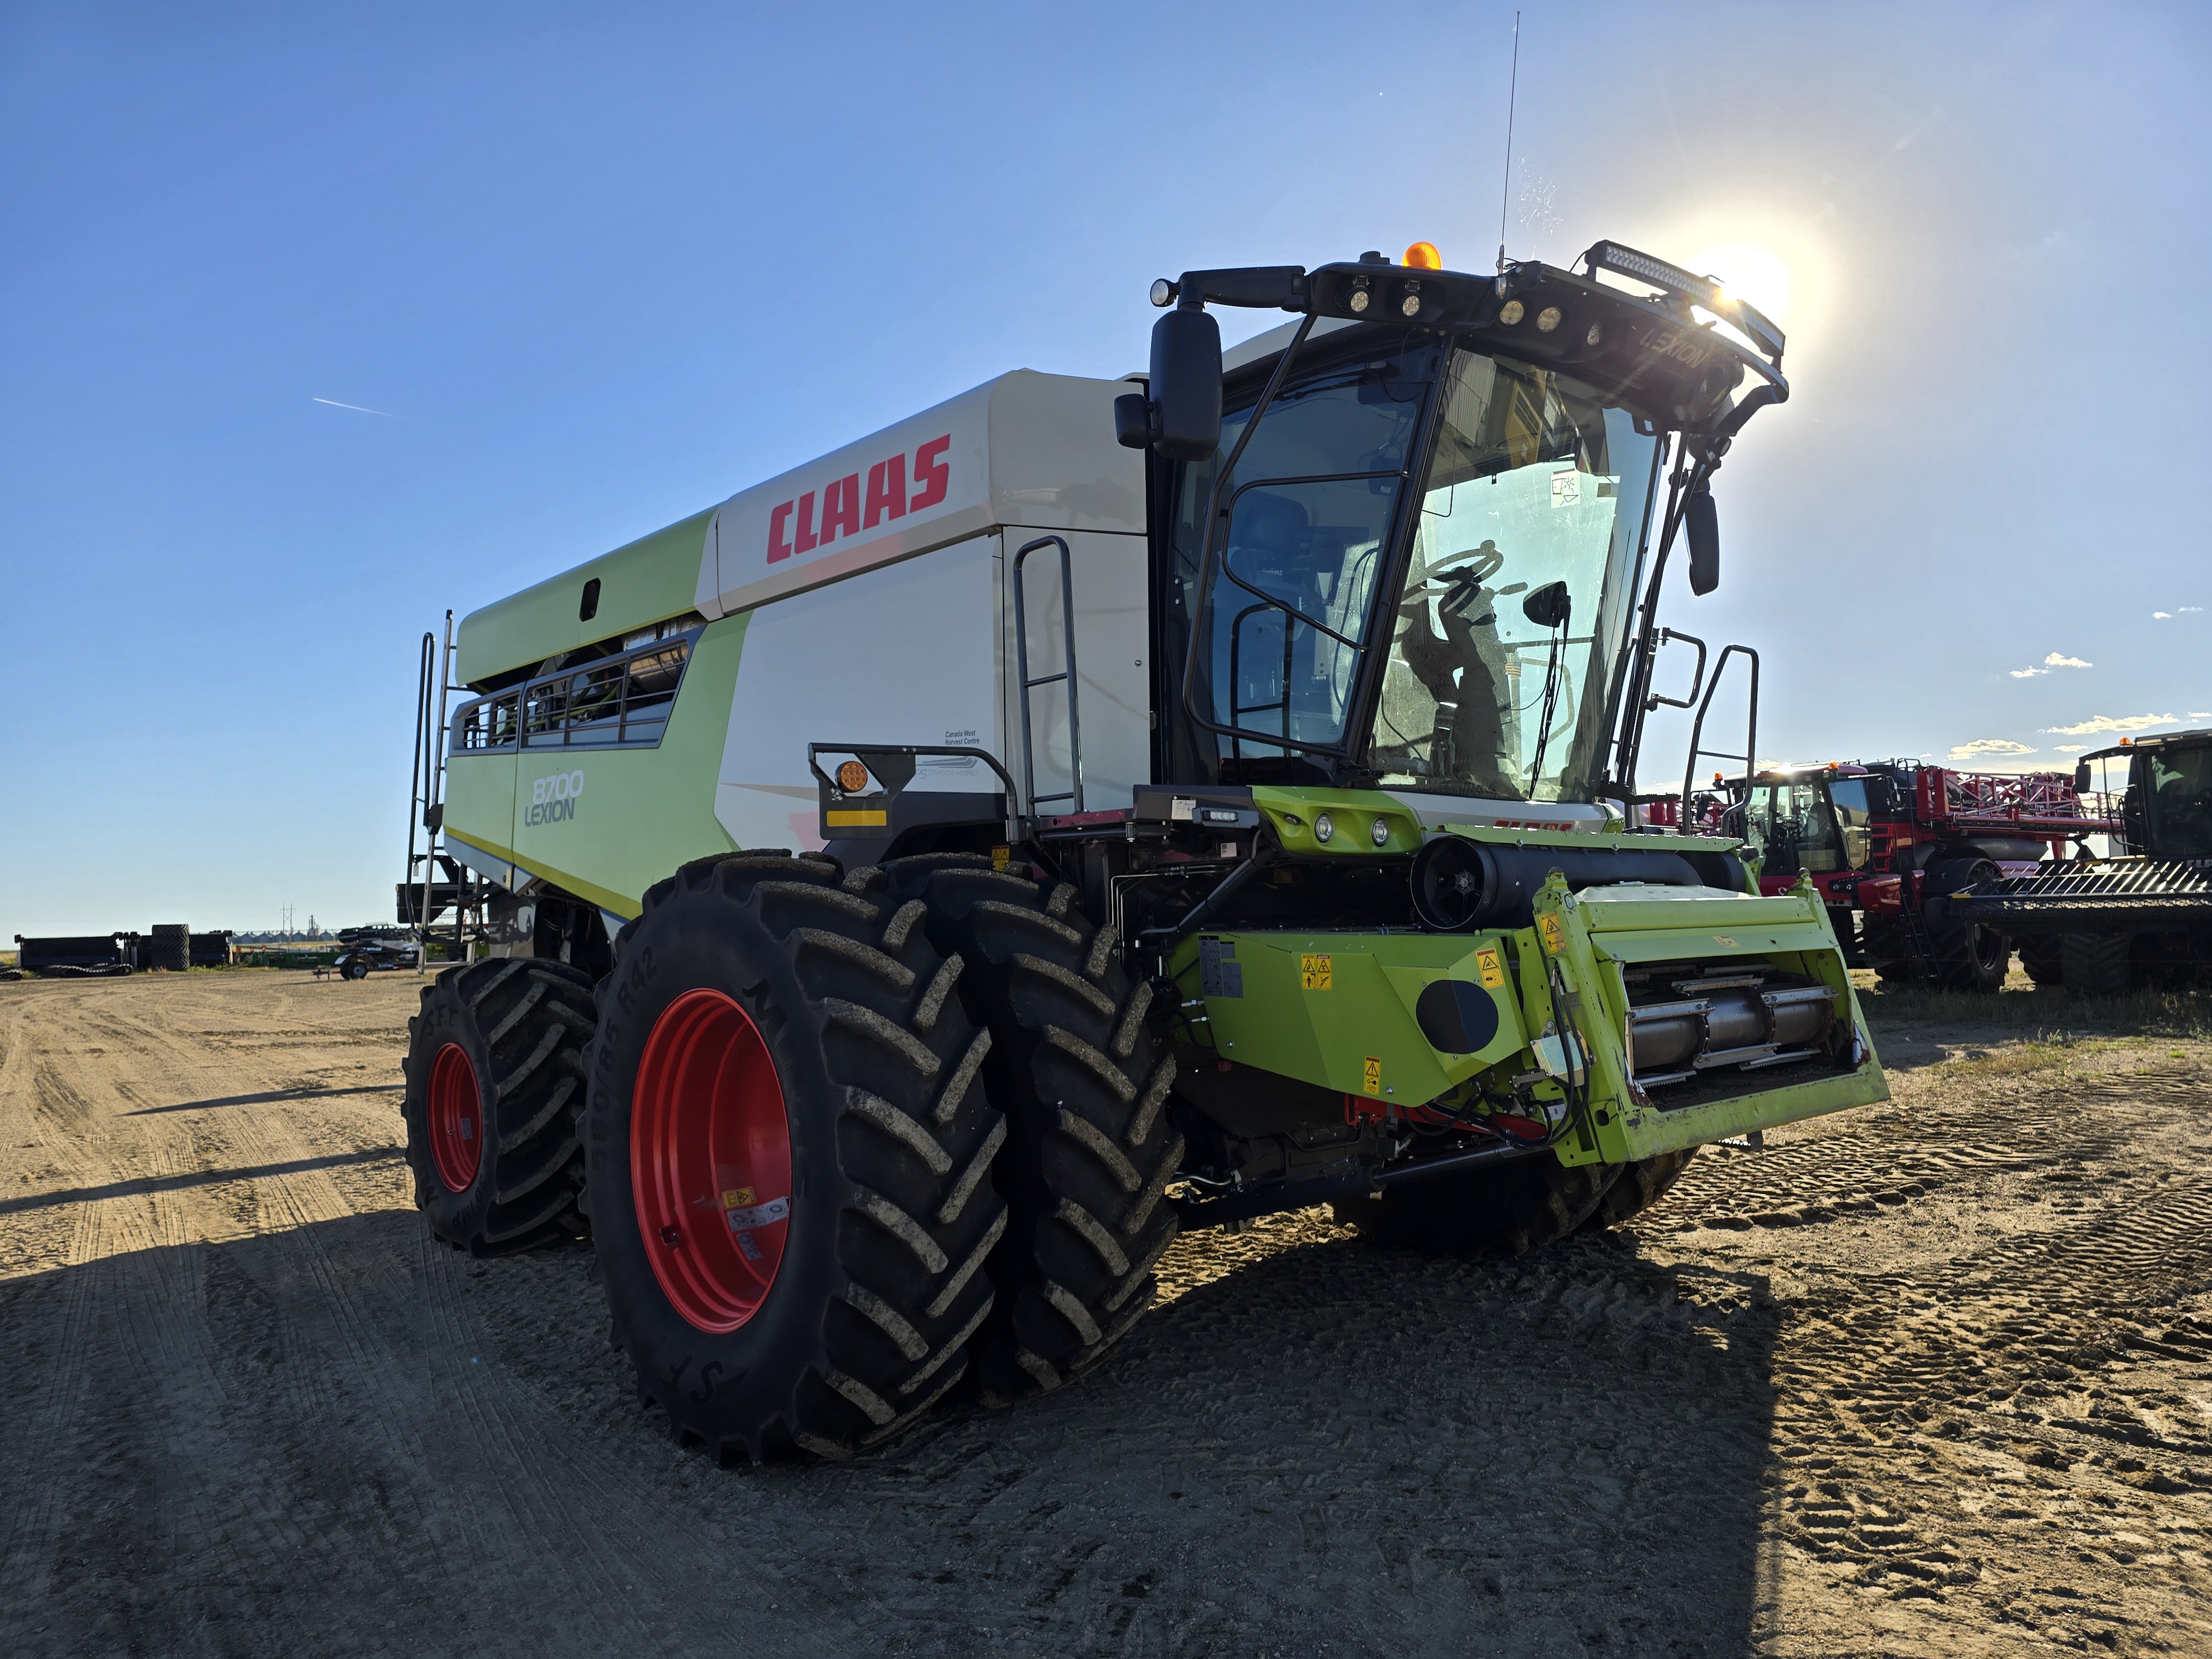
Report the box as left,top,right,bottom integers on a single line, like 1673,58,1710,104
582,853,1008,1463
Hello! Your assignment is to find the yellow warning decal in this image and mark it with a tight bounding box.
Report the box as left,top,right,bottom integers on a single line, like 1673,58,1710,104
825,809,888,828
722,1187,757,1210
1474,947,1505,988
990,844,1012,871
1362,1056,1382,1097
1300,952,1333,990
1538,914,1568,955
1712,935,1738,948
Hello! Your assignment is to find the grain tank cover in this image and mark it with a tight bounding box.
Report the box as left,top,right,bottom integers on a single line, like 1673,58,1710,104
693,369,1142,619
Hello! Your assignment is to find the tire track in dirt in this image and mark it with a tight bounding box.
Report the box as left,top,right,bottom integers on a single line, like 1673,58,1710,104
1651,1060,2212,1655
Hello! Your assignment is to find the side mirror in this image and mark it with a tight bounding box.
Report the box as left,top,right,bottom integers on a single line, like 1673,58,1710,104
1522,580,1572,629
2074,761,2091,794
1147,302,1222,462
1686,487,1719,595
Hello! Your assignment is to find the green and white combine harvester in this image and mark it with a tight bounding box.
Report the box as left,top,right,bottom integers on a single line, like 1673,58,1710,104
402,238,1889,1462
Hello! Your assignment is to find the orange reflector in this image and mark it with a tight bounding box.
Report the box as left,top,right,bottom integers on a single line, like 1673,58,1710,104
836,759,870,792
1402,241,1443,270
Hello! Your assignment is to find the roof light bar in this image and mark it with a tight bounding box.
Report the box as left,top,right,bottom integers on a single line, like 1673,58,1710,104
1583,239,1786,366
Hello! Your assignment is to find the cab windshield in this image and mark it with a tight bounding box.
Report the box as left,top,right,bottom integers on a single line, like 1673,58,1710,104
1368,349,1659,801
1745,779,1840,878
2142,745,2212,858
1168,341,1434,780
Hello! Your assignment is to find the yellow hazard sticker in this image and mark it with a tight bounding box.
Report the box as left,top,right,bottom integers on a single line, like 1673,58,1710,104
990,845,1012,871
1538,914,1568,955
1712,935,1738,948
1475,947,1505,988
1362,1056,1382,1097
722,1187,756,1210
1300,952,1333,990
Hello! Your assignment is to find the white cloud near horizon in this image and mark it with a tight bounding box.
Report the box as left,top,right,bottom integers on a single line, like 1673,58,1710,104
1951,738,2036,758
2044,712,2178,735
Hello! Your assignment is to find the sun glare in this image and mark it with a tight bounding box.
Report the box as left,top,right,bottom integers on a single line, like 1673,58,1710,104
1688,243,1793,323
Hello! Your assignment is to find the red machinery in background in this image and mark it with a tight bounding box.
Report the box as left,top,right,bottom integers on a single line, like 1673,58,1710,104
1722,762,2119,990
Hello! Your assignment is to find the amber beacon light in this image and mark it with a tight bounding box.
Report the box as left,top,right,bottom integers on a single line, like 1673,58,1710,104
1402,241,1443,270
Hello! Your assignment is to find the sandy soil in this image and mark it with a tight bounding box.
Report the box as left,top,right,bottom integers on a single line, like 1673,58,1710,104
3,969,2209,1657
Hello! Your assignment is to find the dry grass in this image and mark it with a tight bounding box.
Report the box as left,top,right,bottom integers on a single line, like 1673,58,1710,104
1851,965,2212,1041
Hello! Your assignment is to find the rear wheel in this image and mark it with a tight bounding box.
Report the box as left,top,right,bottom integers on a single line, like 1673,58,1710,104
583,852,1007,1463
1922,858,2008,992
2017,935,2063,986
401,957,596,1254
2060,931,2137,997
883,855,1180,1407
1860,917,1924,987
1576,1148,1697,1233
1332,1154,1618,1258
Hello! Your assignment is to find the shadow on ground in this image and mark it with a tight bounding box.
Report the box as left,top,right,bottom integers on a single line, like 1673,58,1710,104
2,1203,1779,1658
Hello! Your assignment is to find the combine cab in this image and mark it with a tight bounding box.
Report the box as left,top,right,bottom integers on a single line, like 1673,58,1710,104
397,238,1889,1462
1950,729,2212,992
1728,762,2115,990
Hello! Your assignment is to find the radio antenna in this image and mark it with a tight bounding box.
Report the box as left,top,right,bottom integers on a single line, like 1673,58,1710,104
1496,11,1521,274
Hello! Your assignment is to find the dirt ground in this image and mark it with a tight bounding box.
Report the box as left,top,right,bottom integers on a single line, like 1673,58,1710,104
4,969,2210,1658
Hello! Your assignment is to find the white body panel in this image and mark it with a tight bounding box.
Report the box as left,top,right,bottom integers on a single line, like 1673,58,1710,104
695,370,1144,620
712,520,1153,852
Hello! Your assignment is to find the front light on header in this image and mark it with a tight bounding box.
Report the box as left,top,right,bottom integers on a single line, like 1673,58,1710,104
1498,299,1525,325
1536,306,1562,333
1349,288,1370,314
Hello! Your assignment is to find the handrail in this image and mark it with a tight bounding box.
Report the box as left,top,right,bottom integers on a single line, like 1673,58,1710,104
1679,643,1759,828
1642,627,1708,712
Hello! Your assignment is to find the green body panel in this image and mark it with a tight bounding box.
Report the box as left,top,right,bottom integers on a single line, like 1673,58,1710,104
455,508,715,686
1186,931,1530,1105
445,613,749,916
1173,785,1887,1171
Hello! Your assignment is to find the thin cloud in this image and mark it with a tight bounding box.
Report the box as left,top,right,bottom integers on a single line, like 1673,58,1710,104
312,397,396,417
2194,712,2212,721
2008,650,2092,677
2182,607,2205,614
1950,738,2035,758
2044,713,2178,735
2054,744,2088,753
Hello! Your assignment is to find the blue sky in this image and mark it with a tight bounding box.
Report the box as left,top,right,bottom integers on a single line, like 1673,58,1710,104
3,2,2206,937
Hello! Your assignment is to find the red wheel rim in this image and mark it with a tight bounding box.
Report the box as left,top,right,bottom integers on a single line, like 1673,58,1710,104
630,988,793,1333
427,1042,483,1193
